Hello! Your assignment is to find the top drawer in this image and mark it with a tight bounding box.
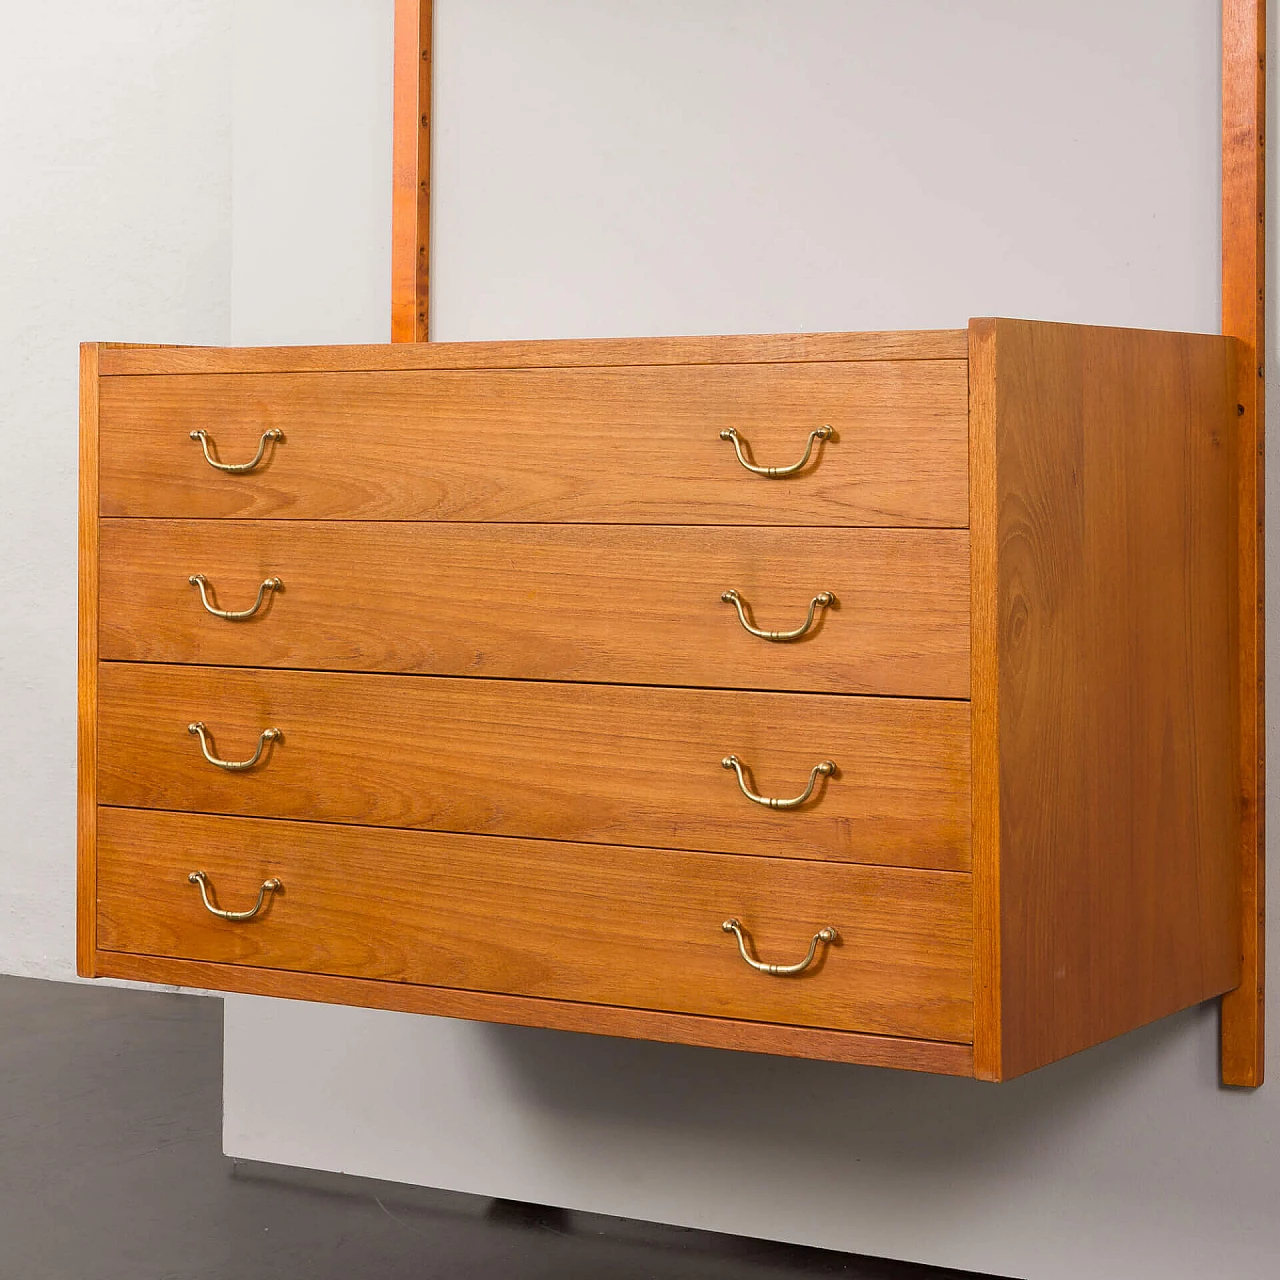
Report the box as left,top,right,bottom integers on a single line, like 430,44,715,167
98,363,968,524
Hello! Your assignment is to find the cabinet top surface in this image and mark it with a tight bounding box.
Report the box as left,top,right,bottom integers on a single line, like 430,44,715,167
91,329,970,376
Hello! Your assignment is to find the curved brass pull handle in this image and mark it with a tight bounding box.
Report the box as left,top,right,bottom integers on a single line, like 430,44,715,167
188,870,281,921
719,425,832,477
189,574,282,620
188,722,281,771
721,589,834,642
189,428,282,473
721,755,835,810
721,918,838,976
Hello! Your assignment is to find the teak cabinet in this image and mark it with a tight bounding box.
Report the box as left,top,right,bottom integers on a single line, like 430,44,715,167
78,318,1246,1081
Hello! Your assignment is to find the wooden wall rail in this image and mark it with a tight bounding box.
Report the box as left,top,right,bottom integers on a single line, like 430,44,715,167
391,0,432,342
1221,0,1267,1089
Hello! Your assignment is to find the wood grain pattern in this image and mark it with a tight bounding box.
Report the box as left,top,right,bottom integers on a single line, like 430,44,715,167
973,319,1242,1080
391,0,431,342
1221,0,1267,1088
77,345,100,976
97,663,972,870
100,520,971,698
96,330,970,376
98,362,968,525
96,809,974,1042
93,950,976,1076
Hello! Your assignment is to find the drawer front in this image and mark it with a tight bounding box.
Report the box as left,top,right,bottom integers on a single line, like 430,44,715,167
101,521,971,699
98,663,972,871
97,808,974,1042
98,363,968,525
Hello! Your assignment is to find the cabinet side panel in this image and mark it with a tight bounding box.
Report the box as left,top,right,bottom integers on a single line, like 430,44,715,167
991,320,1241,1079
969,320,1002,1081
77,344,100,976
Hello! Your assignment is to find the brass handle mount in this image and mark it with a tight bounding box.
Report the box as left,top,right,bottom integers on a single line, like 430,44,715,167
189,574,282,620
719,425,832,477
190,428,282,473
188,871,281,922
721,589,834,642
188,722,281,771
721,918,838,976
721,755,835,810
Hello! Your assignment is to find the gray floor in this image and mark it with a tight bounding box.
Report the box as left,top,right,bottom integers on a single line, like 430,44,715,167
0,975,1003,1279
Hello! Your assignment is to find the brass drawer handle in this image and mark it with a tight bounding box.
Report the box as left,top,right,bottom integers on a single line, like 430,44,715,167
189,428,282,473
189,574,282,620
188,722,281,771
721,918,838,976
721,755,835,810
719,425,832,477
721,588,834,642
188,870,281,921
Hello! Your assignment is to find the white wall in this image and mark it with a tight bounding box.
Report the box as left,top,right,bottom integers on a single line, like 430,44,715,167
229,0,392,344
427,0,1220,339
224,4,1280,1278
0,0,234,979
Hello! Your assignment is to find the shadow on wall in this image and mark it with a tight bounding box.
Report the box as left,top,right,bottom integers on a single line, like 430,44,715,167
474,1001,1219,1165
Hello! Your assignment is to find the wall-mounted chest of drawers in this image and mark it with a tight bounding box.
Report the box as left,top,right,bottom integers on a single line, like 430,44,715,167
78,319,1245,1081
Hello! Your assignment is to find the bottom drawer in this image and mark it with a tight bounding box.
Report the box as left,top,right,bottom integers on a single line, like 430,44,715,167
97,808,974,1043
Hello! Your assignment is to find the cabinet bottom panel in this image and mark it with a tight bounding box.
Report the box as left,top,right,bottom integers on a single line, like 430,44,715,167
90,951,976,1077
95,808,973,1044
